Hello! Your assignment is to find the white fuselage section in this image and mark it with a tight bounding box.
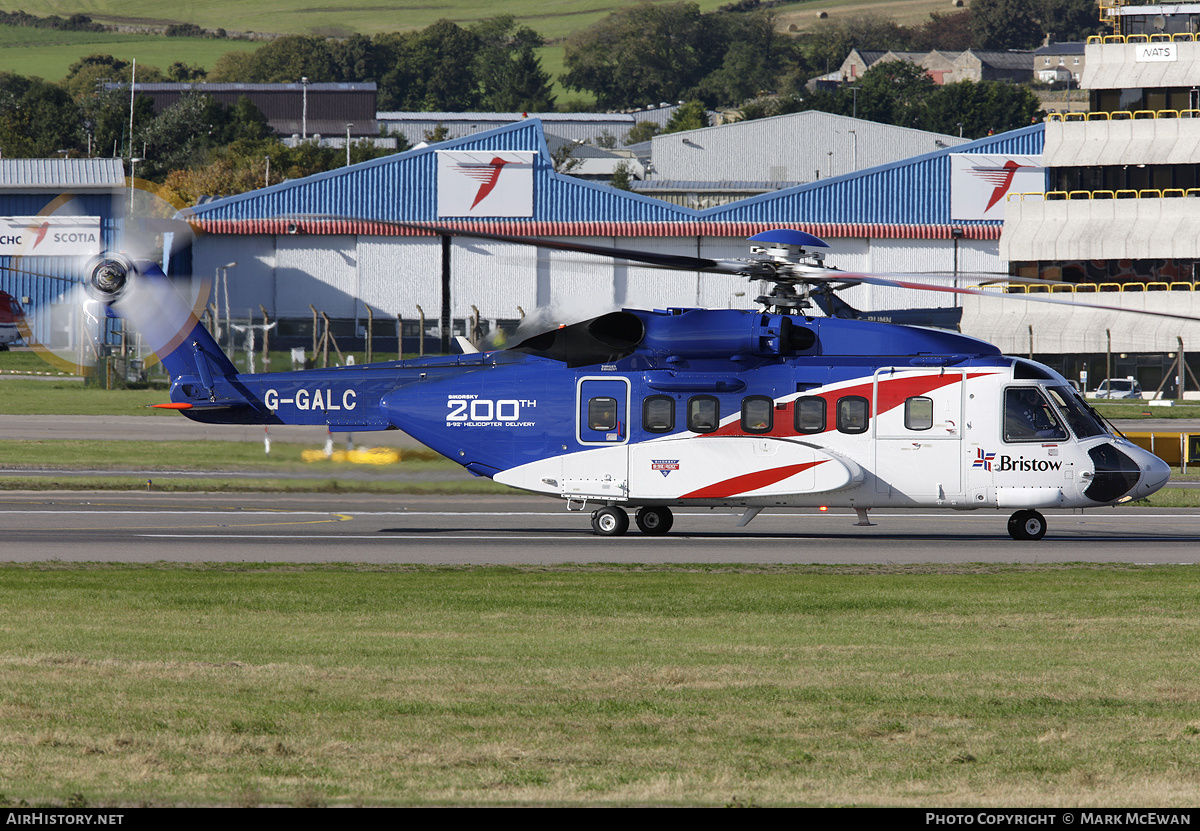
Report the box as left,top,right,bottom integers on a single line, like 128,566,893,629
494,364,1171,510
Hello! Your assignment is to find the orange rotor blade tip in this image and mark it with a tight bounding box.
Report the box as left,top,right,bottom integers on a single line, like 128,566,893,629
151,402,193,409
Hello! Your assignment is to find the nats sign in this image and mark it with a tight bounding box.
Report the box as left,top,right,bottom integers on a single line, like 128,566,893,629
0,216,101,257
437,151,535,217
949,154,1044,221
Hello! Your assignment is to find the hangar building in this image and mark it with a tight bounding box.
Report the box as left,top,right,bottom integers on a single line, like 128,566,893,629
185,117,1040,354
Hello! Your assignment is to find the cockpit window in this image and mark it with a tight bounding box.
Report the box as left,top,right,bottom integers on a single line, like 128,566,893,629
1046,386,1107,439
1004,387,1069,442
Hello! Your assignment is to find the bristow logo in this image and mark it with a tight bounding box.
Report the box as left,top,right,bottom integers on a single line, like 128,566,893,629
974,449,1063,472
454,156,513,209
651,460,679,477
971,159,1031,212
973,449,996,471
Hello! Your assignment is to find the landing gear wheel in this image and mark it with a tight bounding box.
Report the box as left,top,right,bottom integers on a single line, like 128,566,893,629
591,506,629,536
1007,509,1047,541
635,506,673,535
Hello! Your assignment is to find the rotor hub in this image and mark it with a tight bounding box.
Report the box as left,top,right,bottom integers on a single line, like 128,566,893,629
86,256,133,302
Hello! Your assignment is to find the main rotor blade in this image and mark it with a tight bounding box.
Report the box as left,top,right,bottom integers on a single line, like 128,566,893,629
284,214,763,276
837,272,1200,323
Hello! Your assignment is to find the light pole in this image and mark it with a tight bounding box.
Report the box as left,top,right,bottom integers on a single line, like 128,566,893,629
300,77,309,140
345,122,353,166
217,262,237,356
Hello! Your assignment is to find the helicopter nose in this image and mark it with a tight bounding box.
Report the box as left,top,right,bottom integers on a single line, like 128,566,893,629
1127,443,1171,500
1083,440,1171,503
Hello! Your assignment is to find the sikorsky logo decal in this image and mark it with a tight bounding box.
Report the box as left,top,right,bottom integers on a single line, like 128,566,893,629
651,460,680,477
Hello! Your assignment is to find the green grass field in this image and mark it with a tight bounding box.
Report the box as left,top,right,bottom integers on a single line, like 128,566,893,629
0,0,951,98
1,562,1199,807
3,0,755,40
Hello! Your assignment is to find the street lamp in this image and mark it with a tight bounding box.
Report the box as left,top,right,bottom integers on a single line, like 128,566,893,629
346,122,353,166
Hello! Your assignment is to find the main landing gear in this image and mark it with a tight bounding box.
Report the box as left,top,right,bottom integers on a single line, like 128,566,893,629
591,506,673,536
1007,509,1047,541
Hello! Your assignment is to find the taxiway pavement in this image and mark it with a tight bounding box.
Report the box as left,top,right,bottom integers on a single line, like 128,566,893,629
2,491,1198,565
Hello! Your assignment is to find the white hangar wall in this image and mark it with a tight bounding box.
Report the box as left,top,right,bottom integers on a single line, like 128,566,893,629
195,232,1005,327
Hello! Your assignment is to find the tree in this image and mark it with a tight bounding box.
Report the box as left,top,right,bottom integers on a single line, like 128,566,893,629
905,11,976,52
971,0,1044,50
167,62,207,82
1038,0,1103,42
137,91,228,179
80,85,154,158
798,16,911,78
376,21,481,111
610,160,635,190
924,80,1043,138
697,12,807,106
471,16,555,112
623,120,660,145
854,60,936,129
562,2,721,109
226,96,272,143
661,100,709,134
0,77,83,156
242,35,337,83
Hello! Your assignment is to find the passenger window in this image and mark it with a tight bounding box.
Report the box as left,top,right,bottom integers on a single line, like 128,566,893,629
588,397,617,431
688,396,720,433
643,395,675,433
904,396,933,431
794,396,826,433
837,396,870,434
741,396,773,433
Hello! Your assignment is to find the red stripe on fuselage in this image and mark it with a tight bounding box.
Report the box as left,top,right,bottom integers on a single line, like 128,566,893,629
680,461,826,499
706,372,990,438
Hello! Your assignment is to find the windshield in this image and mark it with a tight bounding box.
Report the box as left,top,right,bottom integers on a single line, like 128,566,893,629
1109,380,1133,391
1004,387,1069,442
1046,386,1107,439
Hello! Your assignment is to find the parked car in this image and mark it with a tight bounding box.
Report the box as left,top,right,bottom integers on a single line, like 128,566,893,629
1091,378,1143,399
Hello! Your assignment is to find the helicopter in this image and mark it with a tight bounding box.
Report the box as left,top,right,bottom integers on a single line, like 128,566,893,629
0,290,23,349
55,220,1173,542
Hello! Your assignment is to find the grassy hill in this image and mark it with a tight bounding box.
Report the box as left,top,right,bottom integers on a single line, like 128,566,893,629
0,0,958,104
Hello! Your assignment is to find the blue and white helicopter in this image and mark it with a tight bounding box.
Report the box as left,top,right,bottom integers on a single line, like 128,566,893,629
54,223,1176,541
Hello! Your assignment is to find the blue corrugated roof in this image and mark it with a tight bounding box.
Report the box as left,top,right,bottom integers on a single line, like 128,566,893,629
190,119,697,224
702,124,1045,226
189,119,1046,228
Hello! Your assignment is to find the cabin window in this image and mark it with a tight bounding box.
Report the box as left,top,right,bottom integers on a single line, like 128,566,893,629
588,397,618,431
837,396,870,434
794,396,826,433
688,395,720,433
1003,387,1069,442
904,396,934,431
741,396,774,433
643,395,675,433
